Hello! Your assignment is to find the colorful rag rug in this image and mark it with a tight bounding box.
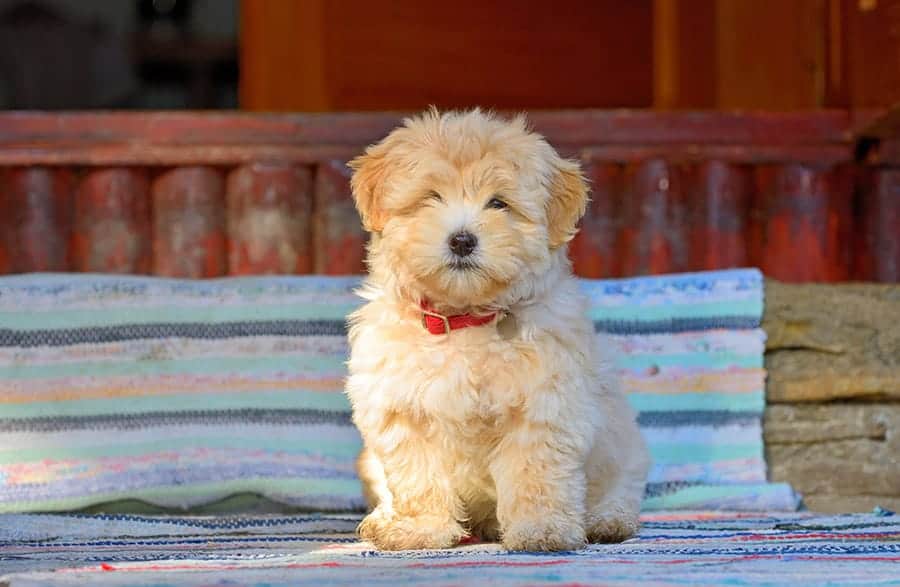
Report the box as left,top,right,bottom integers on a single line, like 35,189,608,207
0,269,797,513
0,511,898,586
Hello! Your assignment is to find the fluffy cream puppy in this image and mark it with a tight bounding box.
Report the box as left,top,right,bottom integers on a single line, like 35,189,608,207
345,108,649,552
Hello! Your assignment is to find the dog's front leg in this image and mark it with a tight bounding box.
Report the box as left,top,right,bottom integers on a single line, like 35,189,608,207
357,426,467,550
490,423,588,552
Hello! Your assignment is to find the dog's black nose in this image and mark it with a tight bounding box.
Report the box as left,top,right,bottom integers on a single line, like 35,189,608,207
448,231,477,257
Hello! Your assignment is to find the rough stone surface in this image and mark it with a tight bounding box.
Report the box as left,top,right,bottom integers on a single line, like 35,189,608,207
764,281,900,402
763,281,900,513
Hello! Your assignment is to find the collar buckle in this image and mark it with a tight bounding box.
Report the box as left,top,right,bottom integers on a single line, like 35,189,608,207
421,308,452,335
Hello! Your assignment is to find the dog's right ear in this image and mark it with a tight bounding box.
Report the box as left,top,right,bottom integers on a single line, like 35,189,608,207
348,141,395,233
545,155,589,249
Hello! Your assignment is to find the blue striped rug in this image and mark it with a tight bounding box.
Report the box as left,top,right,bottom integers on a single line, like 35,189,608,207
0,269,798,513
1,510,897,586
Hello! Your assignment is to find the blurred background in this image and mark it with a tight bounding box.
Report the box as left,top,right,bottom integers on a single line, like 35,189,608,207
0,0,897,112
0,0,237,109
0,0,897,286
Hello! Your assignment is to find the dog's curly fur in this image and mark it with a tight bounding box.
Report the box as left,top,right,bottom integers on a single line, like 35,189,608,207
345,108,650,552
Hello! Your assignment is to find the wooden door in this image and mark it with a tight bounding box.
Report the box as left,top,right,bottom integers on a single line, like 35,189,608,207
240,0,654,112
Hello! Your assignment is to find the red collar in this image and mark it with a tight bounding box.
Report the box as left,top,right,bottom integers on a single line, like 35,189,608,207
420,301,498,335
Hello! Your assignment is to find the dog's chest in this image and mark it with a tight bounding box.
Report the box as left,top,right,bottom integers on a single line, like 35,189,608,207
410,326,544,424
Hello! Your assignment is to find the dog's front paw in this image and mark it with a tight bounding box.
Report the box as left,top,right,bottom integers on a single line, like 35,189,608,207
357,508,390,544
469,518,502,543
359,511,467,551
586,511,640,543
501,516,586,552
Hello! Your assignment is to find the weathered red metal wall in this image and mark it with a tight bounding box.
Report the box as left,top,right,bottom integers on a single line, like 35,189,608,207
0,111,894,282
71,168,152,274
0,167,72,273
152,167,227,278
855,132,900,283
226,163,314,275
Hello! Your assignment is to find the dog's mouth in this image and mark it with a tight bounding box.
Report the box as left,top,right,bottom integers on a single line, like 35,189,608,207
448,258,479,271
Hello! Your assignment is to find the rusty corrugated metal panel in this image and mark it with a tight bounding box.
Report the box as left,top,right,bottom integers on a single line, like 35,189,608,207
752,164,853,282
226,163,313,275
619,159,689,276
856,168,900,282
686,161,751,271
0,111,879,281
313,160,367,275
152,167,227,278
71,168,151,274
571,161,623,278
0,167,72,273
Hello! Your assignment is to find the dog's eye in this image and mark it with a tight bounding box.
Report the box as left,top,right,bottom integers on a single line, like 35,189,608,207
486,197,508,210
426,191,443,203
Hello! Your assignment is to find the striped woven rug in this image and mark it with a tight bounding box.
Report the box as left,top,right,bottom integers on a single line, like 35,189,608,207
0,269,797,513
1,510,897,586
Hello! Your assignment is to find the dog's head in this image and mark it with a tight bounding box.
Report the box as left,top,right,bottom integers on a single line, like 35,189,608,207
349,108,587,308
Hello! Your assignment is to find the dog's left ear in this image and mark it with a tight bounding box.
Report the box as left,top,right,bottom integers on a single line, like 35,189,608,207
546,156,589,249
348,140,396,233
